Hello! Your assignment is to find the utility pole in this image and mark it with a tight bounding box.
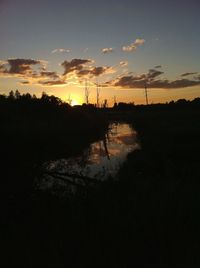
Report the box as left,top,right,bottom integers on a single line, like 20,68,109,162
103,99,108,108
85,79,90,104
113,95,117,107
67,94,72,106
144,82,149,105
96,82,100,108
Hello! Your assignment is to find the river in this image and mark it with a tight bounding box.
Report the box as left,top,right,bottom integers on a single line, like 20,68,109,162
36,122,140,194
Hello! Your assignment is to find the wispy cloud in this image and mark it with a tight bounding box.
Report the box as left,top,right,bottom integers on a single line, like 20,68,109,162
101,47,114,54
20,81,30,85
154,65,162,69
40,71,59,79
181,72,198,77
147,69,164,80
38,79,67,86
51,48,70,54
122,38,145,52
19,72,67,87
120,61,128,67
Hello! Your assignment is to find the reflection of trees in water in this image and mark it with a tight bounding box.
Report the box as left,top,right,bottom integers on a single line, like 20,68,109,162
101,122,120,160
85,122,129,163
38,130,113,194
38,122,138,195
103,136,110,160
38,161,102,196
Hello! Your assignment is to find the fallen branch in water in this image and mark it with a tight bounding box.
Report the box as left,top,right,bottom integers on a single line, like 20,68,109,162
44,171,101,187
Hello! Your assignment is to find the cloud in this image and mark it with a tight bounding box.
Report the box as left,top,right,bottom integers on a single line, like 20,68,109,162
51,48,70,53
154,65,162,69
20,81,30,85
90,66,109,76
102,47,114,54
181,72,198,77
0,64,5,73
19,73,66,87
0,58,43,76
162,79,200,89
147,69,164,80
120,61,128,67
3,57,114,86
38,79,67,86
112,76,145,88
8,59,41,74
61,58,92,75
194,75,200,81
40,71,59,79
77,66,114,78
122,38,145,52
61,58,114,79
111,76,200,89
122,45,137,52
0,58,68,87
134,39,145,46
107,68,200,89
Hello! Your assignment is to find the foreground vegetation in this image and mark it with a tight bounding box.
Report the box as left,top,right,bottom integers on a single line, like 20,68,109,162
117,106,200,267
1,92,200,267
0,91,108,195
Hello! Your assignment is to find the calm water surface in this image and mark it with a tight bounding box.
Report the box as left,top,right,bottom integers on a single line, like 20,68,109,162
37,122,140,193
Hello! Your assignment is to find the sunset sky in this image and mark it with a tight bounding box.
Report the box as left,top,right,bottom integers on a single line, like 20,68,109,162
0,0,200,105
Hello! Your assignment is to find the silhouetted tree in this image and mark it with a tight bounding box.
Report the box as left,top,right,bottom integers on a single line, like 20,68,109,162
8,90,15,99
15,90,21,99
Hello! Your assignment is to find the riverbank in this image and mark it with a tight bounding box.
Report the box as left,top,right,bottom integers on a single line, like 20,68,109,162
0,94,109,206
116,106,200,266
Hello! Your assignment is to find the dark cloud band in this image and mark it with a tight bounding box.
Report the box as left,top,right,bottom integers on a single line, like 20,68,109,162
108,68,200,89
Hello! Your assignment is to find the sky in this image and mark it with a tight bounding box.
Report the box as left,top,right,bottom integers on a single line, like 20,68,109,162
0,0,200,105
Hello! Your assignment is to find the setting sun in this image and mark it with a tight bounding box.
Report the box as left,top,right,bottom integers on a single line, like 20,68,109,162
71,99,80,106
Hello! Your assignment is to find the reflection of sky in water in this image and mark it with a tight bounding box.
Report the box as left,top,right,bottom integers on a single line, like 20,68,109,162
38,123,140,191
85,123,140,178
88,123,138,165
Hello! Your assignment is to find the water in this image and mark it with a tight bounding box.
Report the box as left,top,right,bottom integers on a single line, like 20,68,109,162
37,122,140,194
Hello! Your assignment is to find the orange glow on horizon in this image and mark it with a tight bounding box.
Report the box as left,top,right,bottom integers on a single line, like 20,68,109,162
71,99,81,106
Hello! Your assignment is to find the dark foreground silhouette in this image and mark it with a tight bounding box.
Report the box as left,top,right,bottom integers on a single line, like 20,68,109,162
1,92,200,267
